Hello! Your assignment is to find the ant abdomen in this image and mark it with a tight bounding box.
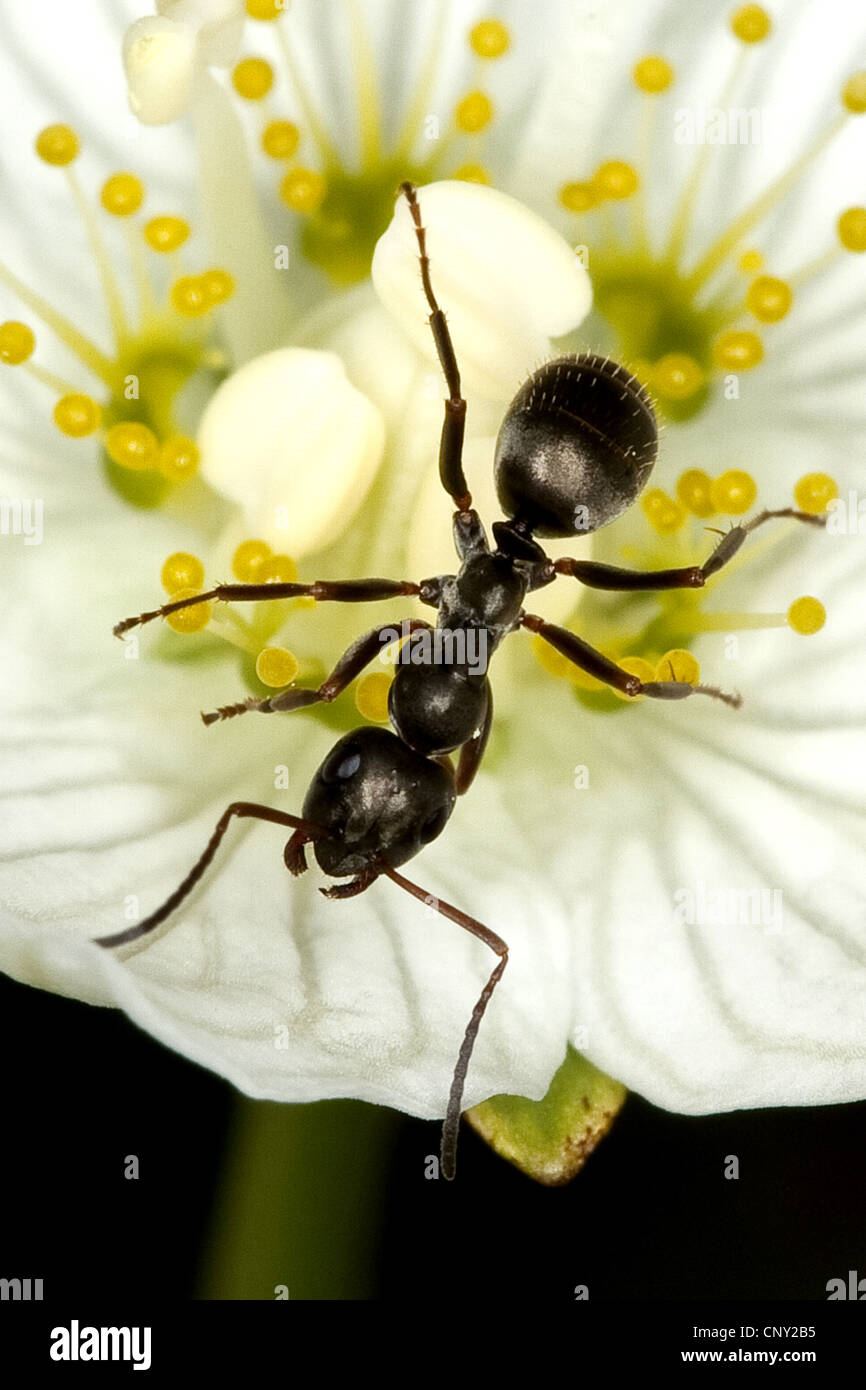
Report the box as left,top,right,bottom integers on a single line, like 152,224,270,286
494,353,658,538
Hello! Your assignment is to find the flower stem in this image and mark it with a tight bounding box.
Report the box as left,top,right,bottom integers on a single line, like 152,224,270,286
198,1098,399,1300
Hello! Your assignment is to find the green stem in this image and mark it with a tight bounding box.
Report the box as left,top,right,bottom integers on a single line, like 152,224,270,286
199,1098,400,1300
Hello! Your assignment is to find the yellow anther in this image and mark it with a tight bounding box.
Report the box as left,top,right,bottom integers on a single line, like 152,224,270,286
787,596,825,635
838,207,866,252
653,352,705,401
730,5,772,43
657,648,700,684
246,0,285,18
158,435,200,482
280,167,326,213
559,180,598,213
165,587,212,634
144,215,190,253
0,321,35,365
232,57,274,100
633,55,674,94
256,646,300,687
794,472,838,515
842,72,866,114
232,539,272,582
35,124,79,166
532,634,572,680
712,329,763,370
642,488,686,533
593,160,639,201
201,268,235,305
738,248,764,273
101,173,144,217
453,162,491,183
105,421,160,471
355,672,393,723
676,469,715,517
612,655,657,699
53,393,101,437
262,119,300,159
161,552,205,595
711,469,757,514
746,274,792,322
469,19,510,58
262,553,299,584
455,90,494,133
170,275,210,317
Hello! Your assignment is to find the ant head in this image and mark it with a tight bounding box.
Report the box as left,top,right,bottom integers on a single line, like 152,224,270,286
493,353,658,539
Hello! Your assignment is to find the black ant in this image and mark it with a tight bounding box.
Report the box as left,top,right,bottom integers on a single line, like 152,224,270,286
97,182,826,1179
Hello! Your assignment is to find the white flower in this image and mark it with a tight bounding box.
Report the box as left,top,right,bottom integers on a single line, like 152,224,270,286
1,0,865,1180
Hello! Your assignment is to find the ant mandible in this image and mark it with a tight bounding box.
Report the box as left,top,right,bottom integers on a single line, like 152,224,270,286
97,182,825,1179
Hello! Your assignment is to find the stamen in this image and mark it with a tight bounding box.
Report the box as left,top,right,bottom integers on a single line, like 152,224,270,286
232,539,272,582
262,120,300,159
657,649,700,684
101,173,144,217
279,168,327,214
105,421,159,471
144,215,190,253
710,470,757,514
730,5,773,43
745,274,793,322
170,275,210,316
53,393,102,437
594,160,639,201
559,181,599,213
842,72,866,113
246,0,284,18
712,329,763,369
35,123,80,166
787,596,826,635
232,57,275,101
355,671,392,722
469,20,511,59
201,268,235,305
158,436,200,483
738,249,764,272
794,473,838,515
455,91,494,134
161,552,205,595
256,646,300,687
262,554,299,583
653,352,705,401
347,0,384,164
0,321,35,364
165,587,213,634
676,469,715,517
838,207,866,252
453,163,491,184
632,55,674,94
642,488,686,533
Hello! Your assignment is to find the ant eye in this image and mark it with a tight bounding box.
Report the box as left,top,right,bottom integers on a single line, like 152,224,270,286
321,748,361,783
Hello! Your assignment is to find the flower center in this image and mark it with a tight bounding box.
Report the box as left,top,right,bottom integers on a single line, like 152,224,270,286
557,6,866,422
235,3,511,284
0,126,235,509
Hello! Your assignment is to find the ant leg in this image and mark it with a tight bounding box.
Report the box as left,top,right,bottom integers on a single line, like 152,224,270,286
550,507,825,592
94,804,327,949
202,619,432,725
521,613,742,709
455,680,493,795
379,861,508,1181
399,181,474,518
114,577,428,638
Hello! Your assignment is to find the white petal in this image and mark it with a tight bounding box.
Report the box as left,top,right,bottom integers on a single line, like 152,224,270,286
371,180,592,401
123,16,198,125
198,347,385,555
157,1,245,67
